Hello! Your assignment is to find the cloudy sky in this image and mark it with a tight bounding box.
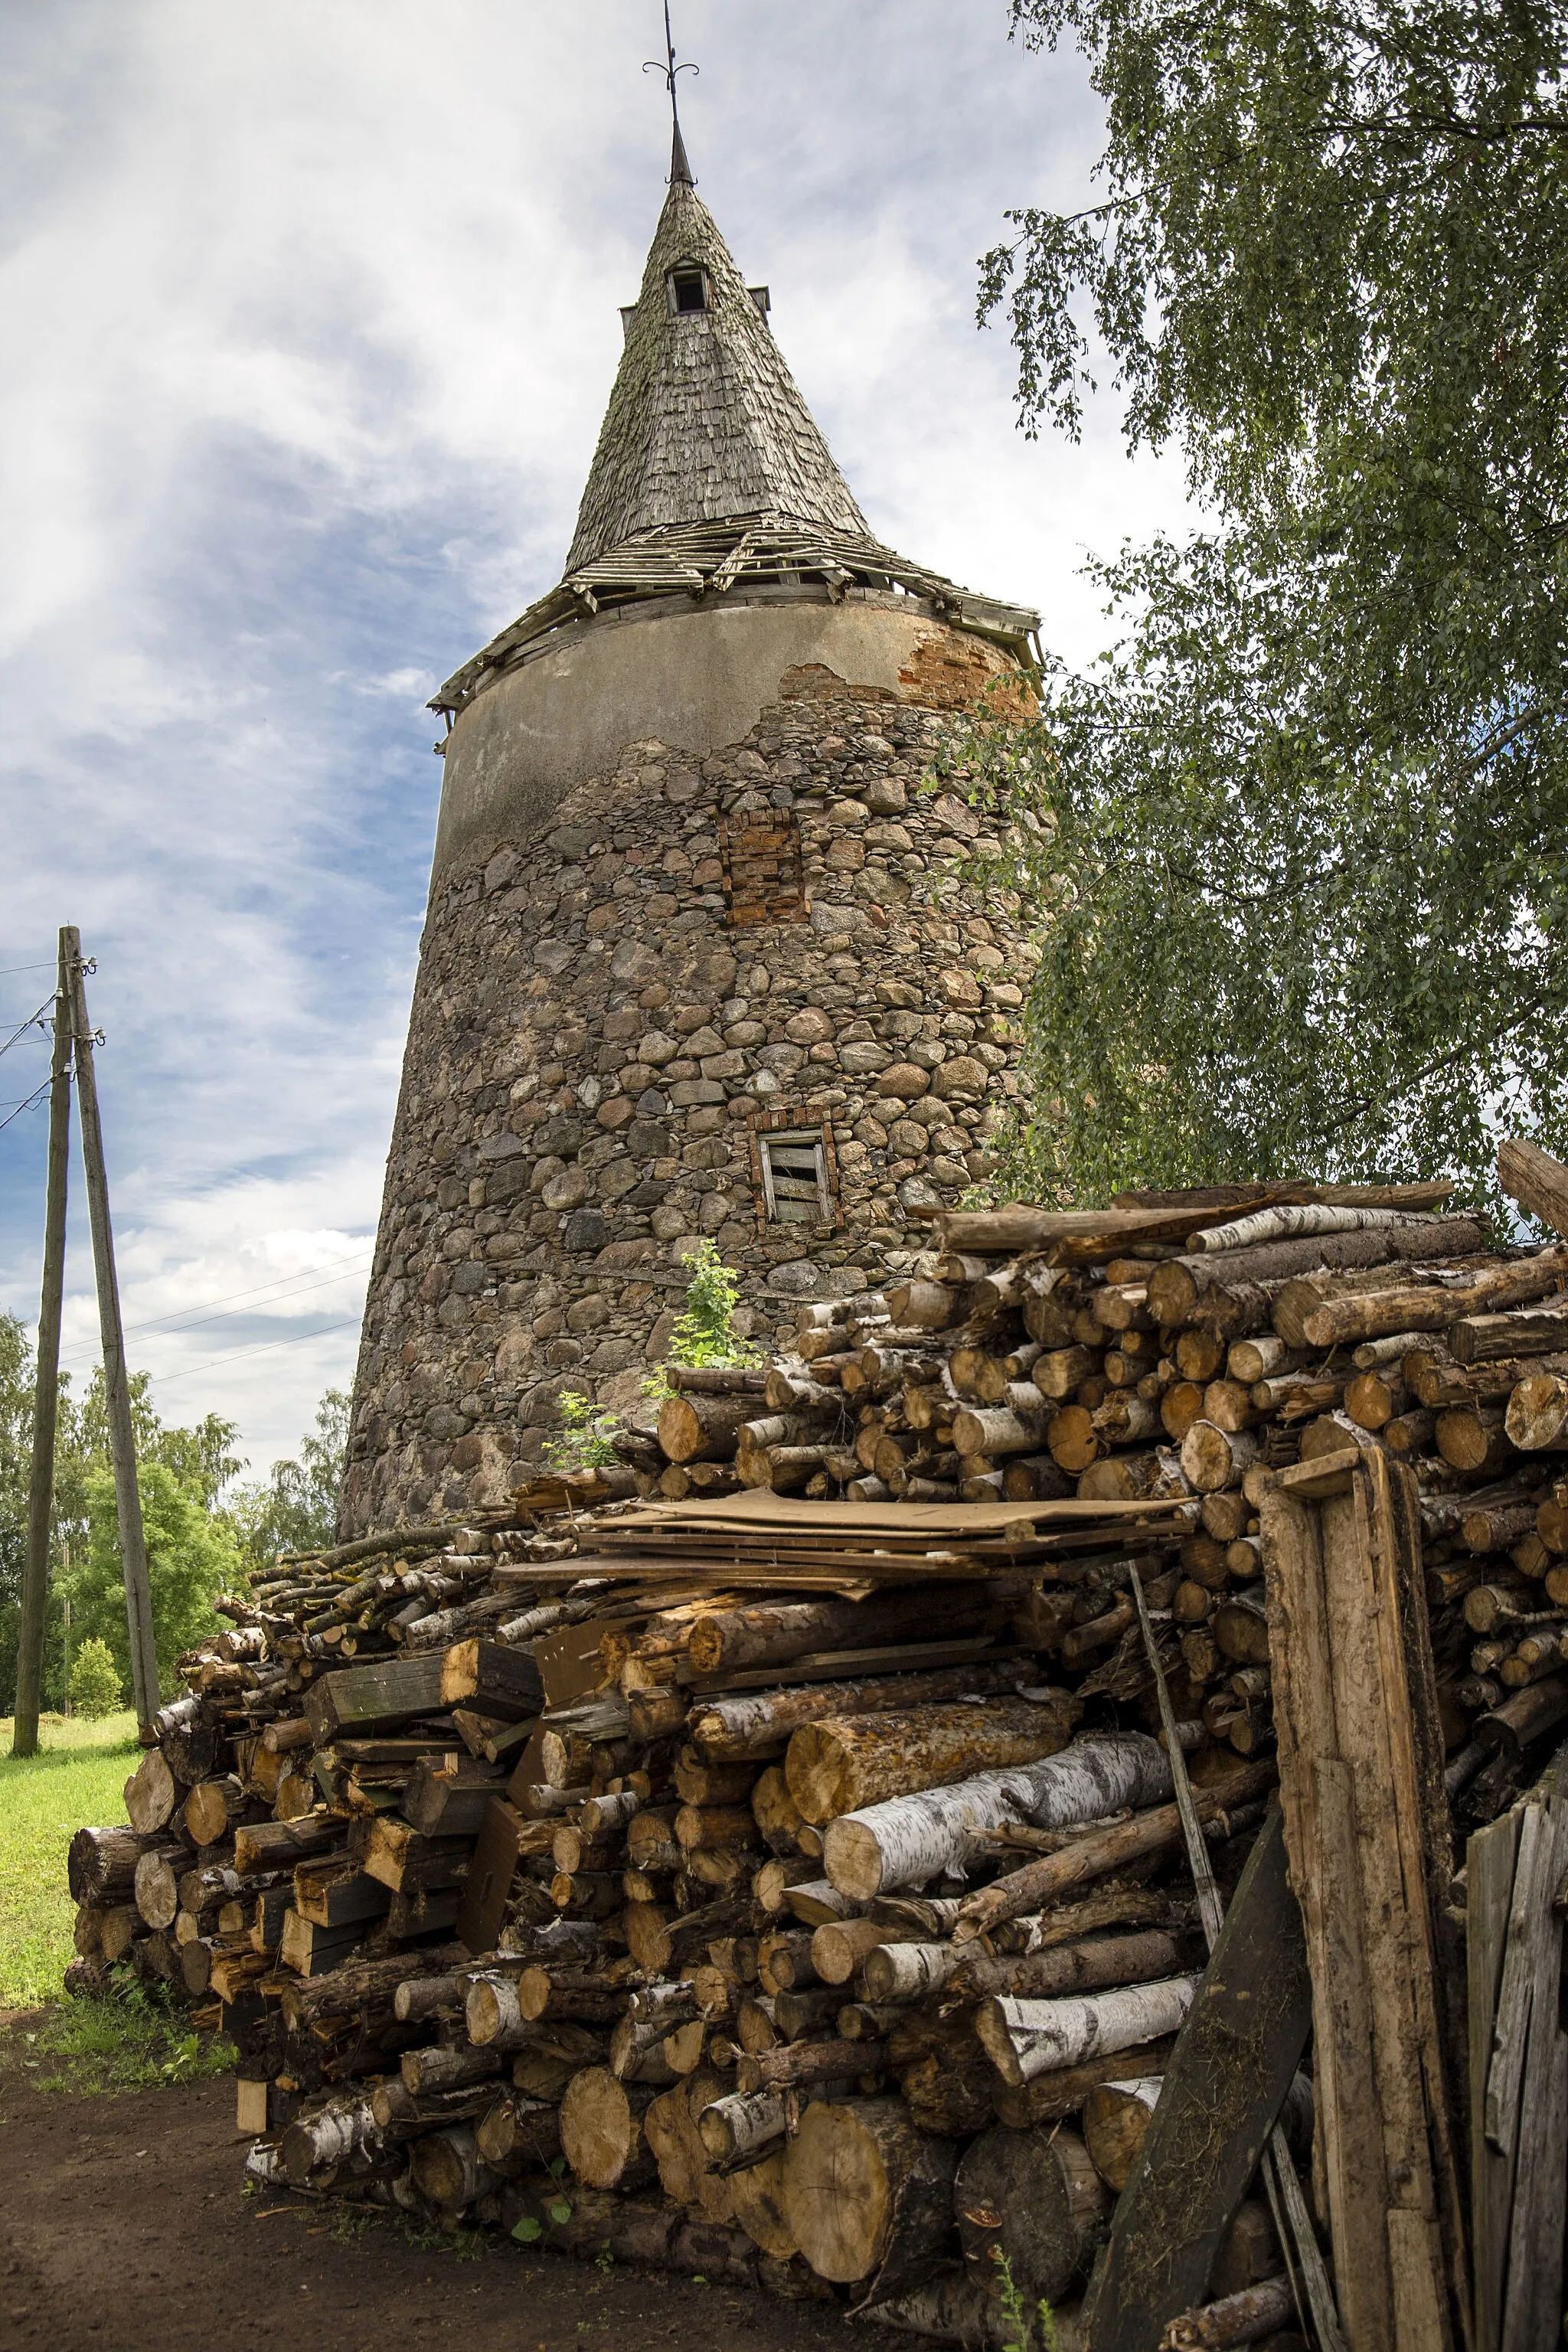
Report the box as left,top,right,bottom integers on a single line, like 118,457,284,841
0,0,1196,1479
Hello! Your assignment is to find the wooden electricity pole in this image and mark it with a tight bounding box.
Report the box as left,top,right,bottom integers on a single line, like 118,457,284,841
11,931,74,1759
67,933,160,1740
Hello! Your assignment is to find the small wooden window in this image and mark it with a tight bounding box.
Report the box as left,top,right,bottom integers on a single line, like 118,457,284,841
760,1130,832,1225
668,266,708,315
718,813,808,928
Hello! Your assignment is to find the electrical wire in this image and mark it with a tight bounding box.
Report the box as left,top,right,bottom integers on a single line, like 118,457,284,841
140,1318,364,1385
0,1073,57,1135
118,1246,376,1338
0,995,54,1063
119,1259,374,1342
0,962,57,977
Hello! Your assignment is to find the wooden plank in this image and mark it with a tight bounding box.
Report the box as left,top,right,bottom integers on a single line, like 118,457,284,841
439,1638,543,1720
1319,1474,1450,2306
304,1653,447,1742
1080,1806,1312,2350
1498,1136,1568,1238
687,1636,1019,1694
1261,1447,1468,2352
1487,1793,1568,2352
535,1620,611,1710
457,1796,528,1955
1498,1824,1568,2352
1466,1809,1521,2352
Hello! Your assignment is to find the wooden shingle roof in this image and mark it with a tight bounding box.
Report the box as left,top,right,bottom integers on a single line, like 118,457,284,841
430,148,1040,717
564,172,870,573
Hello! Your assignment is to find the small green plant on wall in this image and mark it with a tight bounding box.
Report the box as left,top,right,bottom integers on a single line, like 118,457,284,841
541,1391,621,1473
647,1240,756,1397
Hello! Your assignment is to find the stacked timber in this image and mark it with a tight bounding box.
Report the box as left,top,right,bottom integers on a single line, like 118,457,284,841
59,1154,1568,2345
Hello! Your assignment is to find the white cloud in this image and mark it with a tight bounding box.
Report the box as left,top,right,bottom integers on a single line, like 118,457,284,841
0,0,1198,1472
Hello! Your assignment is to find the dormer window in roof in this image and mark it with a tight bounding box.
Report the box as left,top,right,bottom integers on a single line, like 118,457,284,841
668,263,709,315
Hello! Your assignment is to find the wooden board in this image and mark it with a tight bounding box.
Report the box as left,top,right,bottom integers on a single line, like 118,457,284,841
1261,1446,1468,2352
1467,1809,1521,2352
1078,1806,1312,2349
1476,1792,1568,2352
457,1795,528,1956
688,1637,1021,1694
602,1491,1195,1537
303,1654,447,1742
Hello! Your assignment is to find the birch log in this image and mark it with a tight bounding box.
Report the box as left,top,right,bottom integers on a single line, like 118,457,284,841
698,2088,788,2164
975,1976,1200,2086
951,1760,1276,1941
821,1730,1188,1903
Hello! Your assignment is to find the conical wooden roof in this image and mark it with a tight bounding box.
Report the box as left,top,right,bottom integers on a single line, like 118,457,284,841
564,166,870,573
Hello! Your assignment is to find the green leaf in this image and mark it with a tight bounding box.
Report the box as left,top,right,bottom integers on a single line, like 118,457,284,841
511,2216,544,2243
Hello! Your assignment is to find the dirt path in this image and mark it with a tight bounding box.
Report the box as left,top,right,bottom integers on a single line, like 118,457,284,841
0,2020,890,2352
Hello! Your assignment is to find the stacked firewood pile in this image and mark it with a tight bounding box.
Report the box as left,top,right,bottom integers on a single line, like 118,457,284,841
61,1145,1568,2348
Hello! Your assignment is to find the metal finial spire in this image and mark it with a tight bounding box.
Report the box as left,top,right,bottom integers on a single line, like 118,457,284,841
644,2,697,183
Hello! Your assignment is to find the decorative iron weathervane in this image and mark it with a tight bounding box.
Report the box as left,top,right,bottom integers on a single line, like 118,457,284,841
644,1,698,154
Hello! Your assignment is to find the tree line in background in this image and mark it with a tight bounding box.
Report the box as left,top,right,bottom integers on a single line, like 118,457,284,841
965,0,1568,1217
0,1311,346,1717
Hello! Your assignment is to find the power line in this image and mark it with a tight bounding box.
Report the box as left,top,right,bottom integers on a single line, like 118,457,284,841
119,1259,374,1342
0,1073,56,1135
120,1317,364,1388
118,1244,377,1337
0,997,54,1063
0,962,57,977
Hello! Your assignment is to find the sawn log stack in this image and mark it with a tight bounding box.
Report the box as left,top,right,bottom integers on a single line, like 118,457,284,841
63,1160,1568,2350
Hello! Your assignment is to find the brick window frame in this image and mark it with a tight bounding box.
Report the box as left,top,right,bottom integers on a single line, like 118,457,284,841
746,1106,842,1231
718,812,809,928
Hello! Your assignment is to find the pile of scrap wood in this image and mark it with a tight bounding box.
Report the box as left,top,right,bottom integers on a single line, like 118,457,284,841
60,1142,1568,2350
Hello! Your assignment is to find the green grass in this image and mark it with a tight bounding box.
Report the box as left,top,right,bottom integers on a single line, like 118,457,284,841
16,1981,234,2094
0,1710,139,2008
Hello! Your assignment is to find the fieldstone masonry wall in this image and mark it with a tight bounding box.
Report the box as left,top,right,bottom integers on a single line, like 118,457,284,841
340,664,1036,1536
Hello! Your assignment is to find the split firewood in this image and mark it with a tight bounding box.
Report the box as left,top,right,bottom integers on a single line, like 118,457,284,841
58,1205,1568,2315
122,1750,180,1835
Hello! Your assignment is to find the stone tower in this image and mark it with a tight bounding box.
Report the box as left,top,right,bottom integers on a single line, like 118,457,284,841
338,129,1040,1537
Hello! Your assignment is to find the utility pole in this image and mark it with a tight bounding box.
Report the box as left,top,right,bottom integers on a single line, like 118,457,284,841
11,930,74,1759
67,933,159,1741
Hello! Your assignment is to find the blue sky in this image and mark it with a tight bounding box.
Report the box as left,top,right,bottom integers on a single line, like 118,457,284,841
0,0,1196,1475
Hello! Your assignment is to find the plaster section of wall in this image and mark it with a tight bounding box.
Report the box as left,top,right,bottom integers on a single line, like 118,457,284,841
341,637,1035,1538
433,591,1020,878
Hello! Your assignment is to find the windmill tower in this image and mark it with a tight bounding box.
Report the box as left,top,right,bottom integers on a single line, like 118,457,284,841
339,113,1040,1535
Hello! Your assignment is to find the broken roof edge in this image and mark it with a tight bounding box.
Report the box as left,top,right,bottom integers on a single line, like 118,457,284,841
428,514,1043,714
